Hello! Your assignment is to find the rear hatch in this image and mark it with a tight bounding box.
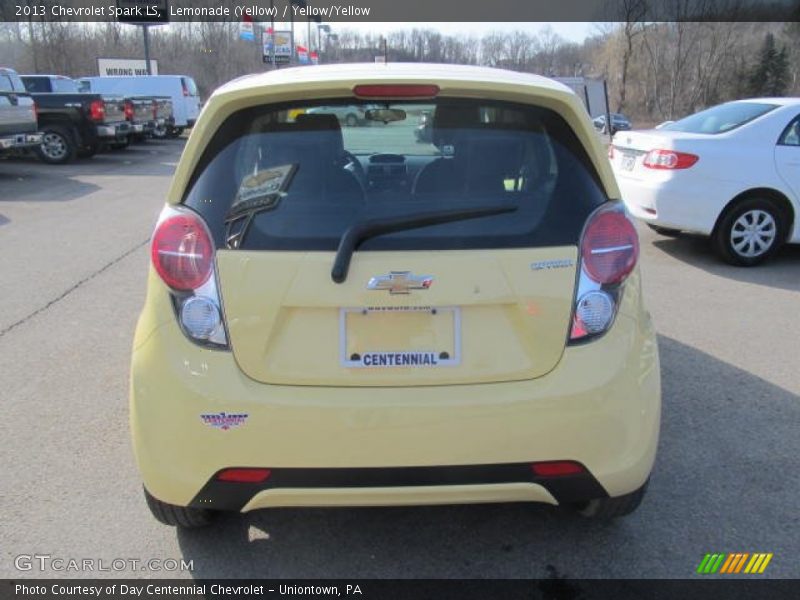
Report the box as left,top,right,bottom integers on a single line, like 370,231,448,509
183,97,608,386
0,71,37,136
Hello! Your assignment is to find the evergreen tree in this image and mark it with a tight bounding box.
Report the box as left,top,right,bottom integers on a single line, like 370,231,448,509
748,33,789,97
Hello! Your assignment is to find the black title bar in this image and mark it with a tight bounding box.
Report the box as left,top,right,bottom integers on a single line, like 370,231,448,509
2,0,799,22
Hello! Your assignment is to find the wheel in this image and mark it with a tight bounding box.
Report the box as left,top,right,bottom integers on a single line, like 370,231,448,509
152,124,168,139
36,125,77,165
572,479,649,519
144,488,215,528
77,143,99,158
344,113,359,127
167,127,185,139
647,224,681,237
713,197,786,266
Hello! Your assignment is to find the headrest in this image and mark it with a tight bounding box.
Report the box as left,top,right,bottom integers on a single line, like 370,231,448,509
295,113,345,155
432,104,482,147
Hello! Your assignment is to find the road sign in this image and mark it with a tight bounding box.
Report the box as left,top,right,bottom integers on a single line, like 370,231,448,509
239,16,255,41
263,31,292,65
97,58,159,76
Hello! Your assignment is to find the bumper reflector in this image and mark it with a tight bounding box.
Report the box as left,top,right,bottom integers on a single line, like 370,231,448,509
216,468,272,483
530,461,585,477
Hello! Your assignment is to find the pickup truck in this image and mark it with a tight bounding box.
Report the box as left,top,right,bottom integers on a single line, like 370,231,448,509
20,74,130,164
151,96,175,139
119,96,157,147
0,67,43,157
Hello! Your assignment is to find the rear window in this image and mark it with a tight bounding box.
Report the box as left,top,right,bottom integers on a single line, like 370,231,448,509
51,77,78,93
183,98,608,252
22,77,49,93
663,102,777,134
182,77,199,96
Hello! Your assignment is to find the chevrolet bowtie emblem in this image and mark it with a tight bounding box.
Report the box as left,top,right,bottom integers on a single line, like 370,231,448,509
367,271,433,294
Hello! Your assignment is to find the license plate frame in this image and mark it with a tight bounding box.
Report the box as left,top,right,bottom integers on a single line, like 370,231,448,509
621,152,637,171
339,306,461,368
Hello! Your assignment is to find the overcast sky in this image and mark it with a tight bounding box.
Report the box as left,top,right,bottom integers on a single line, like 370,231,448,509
285,22,598,44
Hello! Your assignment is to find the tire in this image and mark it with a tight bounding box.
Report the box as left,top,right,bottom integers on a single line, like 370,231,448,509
36,125,77,165
345,113,359,127
573,479,649,519
167,127,184,139
647,224,681,237
713,197,787,266
144,488,215,528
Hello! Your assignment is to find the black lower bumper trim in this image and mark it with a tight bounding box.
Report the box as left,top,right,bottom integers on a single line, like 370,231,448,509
189,463,609,511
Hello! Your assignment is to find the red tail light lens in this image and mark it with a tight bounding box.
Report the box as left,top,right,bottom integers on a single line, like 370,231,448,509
217,468,272,483
151,211,214,291
643,149,698,170
123,100,133,121
530,461,585,477
353,84,440,98
580,209,639,284
89,99,105,122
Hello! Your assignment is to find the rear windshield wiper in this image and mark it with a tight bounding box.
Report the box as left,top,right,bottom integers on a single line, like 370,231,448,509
331,204,518,283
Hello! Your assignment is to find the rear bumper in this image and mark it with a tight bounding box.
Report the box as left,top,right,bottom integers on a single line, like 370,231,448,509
190,463,607,511
616,173,739,234
95,122,130,140
131,279,660,510
0,132,43,151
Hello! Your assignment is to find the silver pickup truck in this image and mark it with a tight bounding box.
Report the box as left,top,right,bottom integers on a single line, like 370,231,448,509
0,67,42,156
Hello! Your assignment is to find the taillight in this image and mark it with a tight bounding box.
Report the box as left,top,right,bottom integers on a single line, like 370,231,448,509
123,100,133,121
152,210,213,290
580,210,639,284
569,203,639,343
643,149,698,170
89,99,105,122
151,206,228,348
353,84,440,99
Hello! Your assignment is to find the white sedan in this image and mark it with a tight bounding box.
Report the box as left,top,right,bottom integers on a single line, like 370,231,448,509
611,98,800,265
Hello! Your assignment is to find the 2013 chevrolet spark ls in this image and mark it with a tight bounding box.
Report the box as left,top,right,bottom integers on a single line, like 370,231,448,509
130,63,661,527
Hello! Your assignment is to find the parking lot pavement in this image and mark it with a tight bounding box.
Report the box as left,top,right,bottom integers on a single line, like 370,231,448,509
1,145,798,579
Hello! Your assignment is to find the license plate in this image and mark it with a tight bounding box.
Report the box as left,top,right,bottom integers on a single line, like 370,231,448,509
340,306,461,368
621,153,637,171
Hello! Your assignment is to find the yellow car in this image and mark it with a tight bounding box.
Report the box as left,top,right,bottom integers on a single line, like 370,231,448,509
131,64,660,527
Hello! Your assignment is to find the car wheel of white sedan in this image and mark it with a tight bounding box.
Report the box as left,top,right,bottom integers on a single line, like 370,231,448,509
714,198,786,266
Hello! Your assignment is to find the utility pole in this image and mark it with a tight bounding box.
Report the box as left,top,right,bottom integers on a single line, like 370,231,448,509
142,24,152,75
